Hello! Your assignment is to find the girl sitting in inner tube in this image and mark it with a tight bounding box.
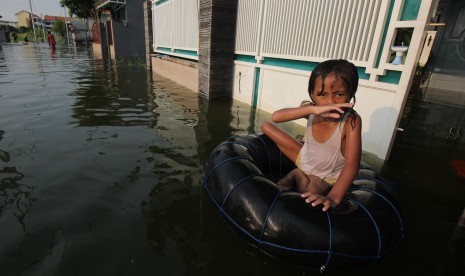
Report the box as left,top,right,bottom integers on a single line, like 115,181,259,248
261,59,361,212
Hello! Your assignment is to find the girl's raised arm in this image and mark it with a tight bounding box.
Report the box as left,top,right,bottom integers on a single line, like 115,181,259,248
272,103,354,123
271,104,313,123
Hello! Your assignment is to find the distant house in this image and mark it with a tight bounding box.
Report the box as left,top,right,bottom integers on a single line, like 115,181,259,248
0,19,17,28
44,15,73,31
14,10,68,31
15,10,41,28
92,0,146,59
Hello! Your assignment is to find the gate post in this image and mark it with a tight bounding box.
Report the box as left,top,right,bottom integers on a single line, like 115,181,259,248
144,1,153,70
198,0,238,100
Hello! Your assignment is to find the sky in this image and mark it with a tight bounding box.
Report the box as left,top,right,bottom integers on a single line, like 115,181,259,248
0,0,66,21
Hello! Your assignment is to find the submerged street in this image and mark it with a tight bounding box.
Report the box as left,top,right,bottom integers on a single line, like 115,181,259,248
0,43,464,275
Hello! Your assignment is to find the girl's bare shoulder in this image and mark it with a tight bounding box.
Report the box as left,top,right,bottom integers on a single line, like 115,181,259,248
343,111,362,132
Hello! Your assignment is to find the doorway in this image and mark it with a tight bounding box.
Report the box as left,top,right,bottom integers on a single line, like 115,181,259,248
394,0,465,159
426,0,465,102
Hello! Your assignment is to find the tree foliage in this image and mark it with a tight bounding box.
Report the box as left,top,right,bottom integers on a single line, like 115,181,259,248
52,19,66,37
60,0,98,20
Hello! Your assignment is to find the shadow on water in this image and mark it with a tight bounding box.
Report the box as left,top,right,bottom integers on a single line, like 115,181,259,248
0,44,464,275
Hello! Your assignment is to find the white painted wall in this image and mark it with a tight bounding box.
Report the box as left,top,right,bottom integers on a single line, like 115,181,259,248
258,69,308,113
232,64,255,105
356,85,398,157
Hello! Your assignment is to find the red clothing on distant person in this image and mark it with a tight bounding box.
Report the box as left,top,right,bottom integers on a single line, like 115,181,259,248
48,33,56,47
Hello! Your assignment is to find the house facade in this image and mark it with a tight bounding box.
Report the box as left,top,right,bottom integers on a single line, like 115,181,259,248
43,15,73,31
92,0,147,60
14,10,40,28
14,10,71,32
0,19,17,28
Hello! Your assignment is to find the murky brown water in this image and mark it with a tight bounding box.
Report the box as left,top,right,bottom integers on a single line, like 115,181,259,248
0,43,463,275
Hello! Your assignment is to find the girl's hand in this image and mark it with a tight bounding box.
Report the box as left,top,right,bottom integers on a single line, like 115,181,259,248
301,192,335,212
312,103,354,118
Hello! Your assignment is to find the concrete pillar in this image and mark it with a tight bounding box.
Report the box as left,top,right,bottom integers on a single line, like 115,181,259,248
99,23,110,61
198,0,238,100
144,1,153,69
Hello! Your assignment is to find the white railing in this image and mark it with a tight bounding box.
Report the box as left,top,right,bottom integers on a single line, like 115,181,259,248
235,0,263,54
235,0,389,68
152,0,199,60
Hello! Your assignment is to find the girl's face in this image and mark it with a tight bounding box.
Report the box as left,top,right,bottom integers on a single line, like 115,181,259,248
311,74,350,106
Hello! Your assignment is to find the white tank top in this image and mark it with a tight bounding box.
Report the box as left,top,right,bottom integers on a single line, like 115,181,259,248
296,113,347,180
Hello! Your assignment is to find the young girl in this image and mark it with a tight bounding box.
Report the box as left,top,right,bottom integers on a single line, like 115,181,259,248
260,59,361,212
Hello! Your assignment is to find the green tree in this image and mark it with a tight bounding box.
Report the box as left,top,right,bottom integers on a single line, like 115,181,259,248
52,19,66,37
60,0,98,20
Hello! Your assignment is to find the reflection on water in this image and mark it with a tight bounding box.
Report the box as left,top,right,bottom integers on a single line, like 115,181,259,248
0,130,32,261
396,78,465,157
71,62,153,127
0,44,464,276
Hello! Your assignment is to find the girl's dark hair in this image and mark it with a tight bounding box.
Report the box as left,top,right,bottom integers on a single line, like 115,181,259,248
308,59,359,104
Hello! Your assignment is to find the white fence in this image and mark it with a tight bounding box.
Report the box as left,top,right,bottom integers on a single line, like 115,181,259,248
152,0,199,59
235,0,391,69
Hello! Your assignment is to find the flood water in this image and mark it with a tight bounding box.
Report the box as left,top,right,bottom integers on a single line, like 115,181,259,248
0,44,464,276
